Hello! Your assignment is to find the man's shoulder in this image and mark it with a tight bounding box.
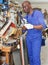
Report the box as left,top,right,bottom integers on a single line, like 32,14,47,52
33,10,43,17
33,10,42,14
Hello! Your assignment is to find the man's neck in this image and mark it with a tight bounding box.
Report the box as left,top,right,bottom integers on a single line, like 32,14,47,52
29,8,33,15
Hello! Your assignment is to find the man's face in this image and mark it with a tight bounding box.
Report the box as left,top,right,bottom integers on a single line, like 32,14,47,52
22,2,30,13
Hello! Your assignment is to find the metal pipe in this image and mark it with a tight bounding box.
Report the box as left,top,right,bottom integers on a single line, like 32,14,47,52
20,37,25,65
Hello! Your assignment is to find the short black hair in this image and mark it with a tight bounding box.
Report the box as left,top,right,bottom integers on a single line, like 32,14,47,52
22,1,31,6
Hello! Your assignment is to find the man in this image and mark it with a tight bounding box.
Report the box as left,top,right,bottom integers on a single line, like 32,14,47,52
22,1,46,65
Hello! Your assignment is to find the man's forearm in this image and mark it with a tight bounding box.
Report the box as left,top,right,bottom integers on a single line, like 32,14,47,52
22,24,43,30
33,25,43,30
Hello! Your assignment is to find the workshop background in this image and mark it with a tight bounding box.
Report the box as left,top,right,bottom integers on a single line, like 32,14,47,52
0,0,48,65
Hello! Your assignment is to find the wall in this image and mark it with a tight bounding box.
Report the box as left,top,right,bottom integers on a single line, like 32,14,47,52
31,2,48,12
29,0,48,2
10,0,48,12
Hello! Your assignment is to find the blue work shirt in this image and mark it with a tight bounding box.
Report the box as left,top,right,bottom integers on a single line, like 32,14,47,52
25,10,46,39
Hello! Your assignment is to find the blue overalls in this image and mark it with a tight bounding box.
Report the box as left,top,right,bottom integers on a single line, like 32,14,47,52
25,10,46,65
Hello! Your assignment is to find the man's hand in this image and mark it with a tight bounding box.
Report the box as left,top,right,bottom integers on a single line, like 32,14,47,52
24,23,33,29
22,25,27,30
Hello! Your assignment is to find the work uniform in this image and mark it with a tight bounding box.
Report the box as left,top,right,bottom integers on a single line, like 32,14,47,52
25,10,46,65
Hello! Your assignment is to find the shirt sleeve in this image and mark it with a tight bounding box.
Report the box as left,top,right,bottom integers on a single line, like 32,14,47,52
35,10,47,29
